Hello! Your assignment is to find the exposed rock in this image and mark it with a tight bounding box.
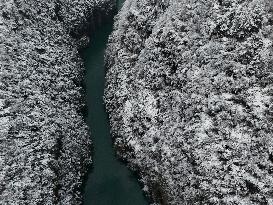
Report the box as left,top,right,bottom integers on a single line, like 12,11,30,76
105,0,273,204
0,0,114,204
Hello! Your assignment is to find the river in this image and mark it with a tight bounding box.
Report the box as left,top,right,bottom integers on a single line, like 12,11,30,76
82,0,149,204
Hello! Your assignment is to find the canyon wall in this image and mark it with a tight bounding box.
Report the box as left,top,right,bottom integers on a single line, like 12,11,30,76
105,0,273,204
0,0,114,204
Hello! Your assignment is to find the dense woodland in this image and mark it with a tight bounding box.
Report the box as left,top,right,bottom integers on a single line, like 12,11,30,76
0,0,113,204
105,0,273,204
1,0,273,204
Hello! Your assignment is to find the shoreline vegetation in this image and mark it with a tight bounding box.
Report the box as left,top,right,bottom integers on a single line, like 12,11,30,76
0,0,114,204
104,0,273,204
1,0,273,204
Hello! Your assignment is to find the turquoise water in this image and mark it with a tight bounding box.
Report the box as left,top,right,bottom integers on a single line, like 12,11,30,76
82,1,149,204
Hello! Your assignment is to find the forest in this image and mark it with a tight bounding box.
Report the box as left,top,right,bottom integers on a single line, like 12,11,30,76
0,0,113,204
105,0,273,204
1,0,273,204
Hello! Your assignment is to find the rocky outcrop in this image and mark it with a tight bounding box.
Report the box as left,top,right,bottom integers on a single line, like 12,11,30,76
0,0,114,204
105,0,273,204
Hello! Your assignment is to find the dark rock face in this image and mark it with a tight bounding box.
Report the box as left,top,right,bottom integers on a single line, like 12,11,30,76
0,0,114,204
105,0,273,204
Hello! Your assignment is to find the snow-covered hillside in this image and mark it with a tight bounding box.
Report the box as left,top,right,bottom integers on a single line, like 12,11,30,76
0,0,114,204
105,0,273,204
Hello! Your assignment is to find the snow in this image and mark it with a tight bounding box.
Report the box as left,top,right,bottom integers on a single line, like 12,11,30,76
0,0,114,204
139,90,158,118
247,87,271,118
104,0,273,204
0,99,5,109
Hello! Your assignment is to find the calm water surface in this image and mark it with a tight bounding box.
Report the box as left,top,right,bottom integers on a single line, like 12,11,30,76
82,1,149,204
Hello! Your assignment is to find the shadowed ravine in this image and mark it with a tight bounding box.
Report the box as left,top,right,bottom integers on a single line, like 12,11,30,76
82,1,149,204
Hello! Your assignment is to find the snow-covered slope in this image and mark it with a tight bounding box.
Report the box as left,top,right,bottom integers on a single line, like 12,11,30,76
105,0,273,204
0,0,114,204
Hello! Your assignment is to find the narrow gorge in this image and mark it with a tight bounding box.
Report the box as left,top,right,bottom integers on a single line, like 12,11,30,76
1,0,273,205
82,0,148,204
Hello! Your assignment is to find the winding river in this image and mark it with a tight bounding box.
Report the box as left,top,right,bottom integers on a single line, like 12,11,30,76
82,1,149,204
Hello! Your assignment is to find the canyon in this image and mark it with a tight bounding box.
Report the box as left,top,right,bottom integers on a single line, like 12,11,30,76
1,0,273,204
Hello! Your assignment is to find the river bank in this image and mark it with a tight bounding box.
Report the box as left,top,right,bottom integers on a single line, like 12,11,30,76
0,0,114,204
104,0,273,204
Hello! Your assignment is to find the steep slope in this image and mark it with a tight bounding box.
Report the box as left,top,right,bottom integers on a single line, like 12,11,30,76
0,0,114,204
105,0,273,204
